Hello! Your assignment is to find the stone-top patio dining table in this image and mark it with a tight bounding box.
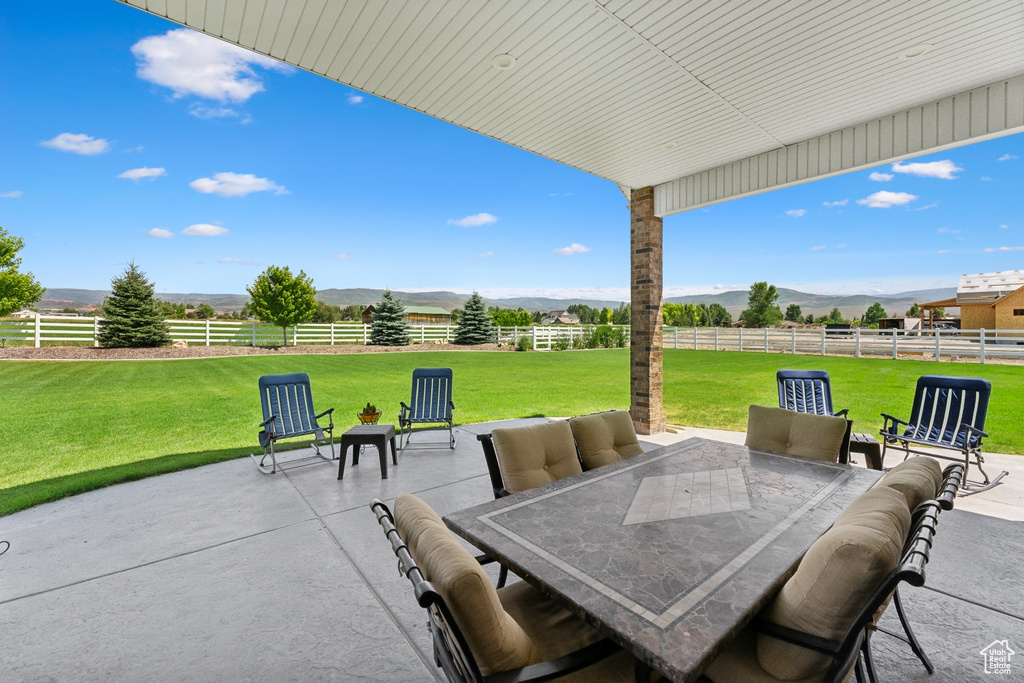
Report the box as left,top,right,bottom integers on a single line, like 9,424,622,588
444,437,882,683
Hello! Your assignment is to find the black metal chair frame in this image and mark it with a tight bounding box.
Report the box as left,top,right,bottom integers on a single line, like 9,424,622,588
250,373,335,474
776,370,852,464
880,376,1004,494
370,499,622,683
399,368,457,450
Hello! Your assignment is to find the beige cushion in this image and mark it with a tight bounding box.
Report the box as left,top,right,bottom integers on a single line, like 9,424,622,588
877,457,942,511
569,411,644,470
393,494,647,681
704,627,853,683
756,489,910,680
493,421,583,494
744,405,848,462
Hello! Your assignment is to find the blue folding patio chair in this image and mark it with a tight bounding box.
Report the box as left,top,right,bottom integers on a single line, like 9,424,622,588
777,369,852,463
399,368,456,450
881,375,1006,494
251,373,335,474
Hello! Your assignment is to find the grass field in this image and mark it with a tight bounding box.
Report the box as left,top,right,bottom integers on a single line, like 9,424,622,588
2,349,1021,515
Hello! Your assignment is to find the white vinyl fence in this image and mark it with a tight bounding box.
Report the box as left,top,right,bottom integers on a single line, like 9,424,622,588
663,326,1024,363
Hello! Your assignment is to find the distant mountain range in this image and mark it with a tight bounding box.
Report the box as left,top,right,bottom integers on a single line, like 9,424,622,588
39,286,956,319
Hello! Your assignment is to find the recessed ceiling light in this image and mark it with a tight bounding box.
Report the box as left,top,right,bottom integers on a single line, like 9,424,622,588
663,142,676,149
492,54,516,70
899,44,933,61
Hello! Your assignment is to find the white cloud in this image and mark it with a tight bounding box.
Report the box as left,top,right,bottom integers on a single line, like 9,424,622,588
188,104,242,120
448,212,498,228
891,159,962,179
937,227,960,234
554,243,590,255
981,176,993,182
785,209,806,218
41,133,109,155
1000,224,1010,229
937,249,951,254
330,253,350,259
0,190,23,198
125,145,145,153
836,243,847,248
183,223,228,236
856,191,918,208
189,172,288,197
118,167,166,181
147,228,173,238
548,192,573,197
473,251,494,259
913,202,938,211
998,154,1017,161
869,172,894,182
347,93,364,105
823,199,848,207
131,29,290,103
810,245,826,251
984,246,1024,252
217,257,254,264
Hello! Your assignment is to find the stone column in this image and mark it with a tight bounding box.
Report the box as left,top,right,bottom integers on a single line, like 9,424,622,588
629,186,665,434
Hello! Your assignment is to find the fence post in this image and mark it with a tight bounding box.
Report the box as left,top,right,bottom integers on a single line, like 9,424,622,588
764,328,768,353
420,326,425,343
447,325,452,342
34,313,41,348
330,323,335,346
532,325,538,350
715,327,719,351
892,328,898,360
738,327,743,352
694,327,698,350
934,329,940,361
791,328,796,354
251,321,256,347
980,328,986,364
205,319,211,346
363,325,368,345
94,316,100,347
820,328,826,356
674,327,678,349
855,328,861,358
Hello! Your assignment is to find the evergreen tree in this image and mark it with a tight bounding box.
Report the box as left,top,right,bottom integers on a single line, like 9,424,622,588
906,303,921,317
98,262,171,348
370,289,410,345
247,265,318,345
826,307,846,324
455,291,495,344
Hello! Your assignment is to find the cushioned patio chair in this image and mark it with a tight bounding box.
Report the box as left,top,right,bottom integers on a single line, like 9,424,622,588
568,410,644,470
399,368,456,450
704,484,931,683
250,373,334,474
744,405,848,463
880,375,1005,493
371,495,650,683
776,370,852,464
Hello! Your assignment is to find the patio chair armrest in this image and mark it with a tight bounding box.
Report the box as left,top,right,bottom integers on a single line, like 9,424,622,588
399,402,410,419
833,408,849,418
753,619,841,655
315,408,334,419
483,639,621,683
259,415,276,429
961,423,989,440
879,413,908,434
449,400,455,411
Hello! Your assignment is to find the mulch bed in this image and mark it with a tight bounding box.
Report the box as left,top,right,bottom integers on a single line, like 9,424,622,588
0,342,514,361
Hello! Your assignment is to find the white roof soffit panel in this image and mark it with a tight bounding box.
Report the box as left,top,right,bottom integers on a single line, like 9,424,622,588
115,0,1024,214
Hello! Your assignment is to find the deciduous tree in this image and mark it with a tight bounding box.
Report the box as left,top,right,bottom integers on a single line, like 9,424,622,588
906,303,921,317
0,226,44,317
246,265,318,345
862,302,888,326
98,262,171,348
784,303,803,322
826,307,846,324
739,282,783,327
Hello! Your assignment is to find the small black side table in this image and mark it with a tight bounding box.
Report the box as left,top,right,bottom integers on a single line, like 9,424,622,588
338,424,398,480
850,432,883,470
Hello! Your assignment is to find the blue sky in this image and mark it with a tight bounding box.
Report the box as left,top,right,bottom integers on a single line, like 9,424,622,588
2,2,1022,300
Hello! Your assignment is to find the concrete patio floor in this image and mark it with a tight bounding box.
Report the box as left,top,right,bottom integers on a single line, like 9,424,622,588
2,422,1022,682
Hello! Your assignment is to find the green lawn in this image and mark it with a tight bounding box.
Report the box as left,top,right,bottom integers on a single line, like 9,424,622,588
2,349,1021,515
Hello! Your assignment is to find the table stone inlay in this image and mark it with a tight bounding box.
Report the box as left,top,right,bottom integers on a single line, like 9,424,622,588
445,438,882,682
623,468,750,525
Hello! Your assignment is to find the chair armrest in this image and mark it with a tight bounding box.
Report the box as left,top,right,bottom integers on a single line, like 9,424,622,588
316,408,334,428
449,400,455,411
753,619,841,655
483,639,621,683
961,423,989,440
259,415,276,429
833,408,849,418
399,402,410,418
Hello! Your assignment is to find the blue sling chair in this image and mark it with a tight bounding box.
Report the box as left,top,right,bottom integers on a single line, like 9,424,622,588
399,368,456,450
776,369,852,464
251,373,335,474
881,375,1006,494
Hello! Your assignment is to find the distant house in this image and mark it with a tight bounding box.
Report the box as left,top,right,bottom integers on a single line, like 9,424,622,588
540,310,581,325
10,309,37,319
361,305,451,326
878,317,921,330
921,270,1024,330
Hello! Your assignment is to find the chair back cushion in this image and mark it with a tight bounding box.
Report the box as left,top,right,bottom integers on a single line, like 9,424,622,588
757,487,910,679
777,370,836,416
744,405,848,462
393,494,534,675
569,411,644,470
877,456,942,511
492,421,583,493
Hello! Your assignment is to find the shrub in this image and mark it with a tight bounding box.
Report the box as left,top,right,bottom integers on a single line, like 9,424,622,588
578,326,599,349
516,335,533,351
552,335,570,351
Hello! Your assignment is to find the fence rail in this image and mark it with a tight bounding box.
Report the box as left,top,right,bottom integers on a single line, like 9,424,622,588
2,315,1021,363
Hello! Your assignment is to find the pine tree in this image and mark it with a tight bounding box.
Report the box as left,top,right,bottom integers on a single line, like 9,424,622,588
370,289,410,345
455,291,495,344
98,262,171,348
